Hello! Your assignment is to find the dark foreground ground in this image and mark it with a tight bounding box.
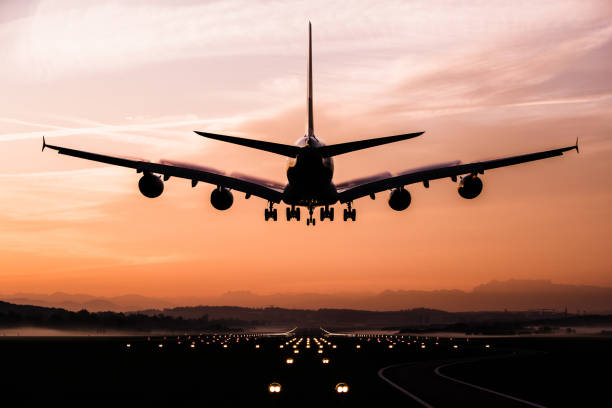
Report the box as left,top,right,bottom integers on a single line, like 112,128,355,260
0,330,609,407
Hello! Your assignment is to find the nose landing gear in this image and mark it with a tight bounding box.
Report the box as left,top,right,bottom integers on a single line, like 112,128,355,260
306,206,316,226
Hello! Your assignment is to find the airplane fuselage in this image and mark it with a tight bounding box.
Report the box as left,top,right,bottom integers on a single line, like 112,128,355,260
283,135,337,206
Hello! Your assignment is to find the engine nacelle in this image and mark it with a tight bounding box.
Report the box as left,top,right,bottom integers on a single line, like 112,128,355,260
211,188,233,210
388,188,411,211
138,173,164,198
458,175,483,199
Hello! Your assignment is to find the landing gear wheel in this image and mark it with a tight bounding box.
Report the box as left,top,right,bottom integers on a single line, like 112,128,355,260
265,202,277,222
307,206,316,226
329,207,334,221
286,207,292,221
295,208,301,221
320,207,326,221
343,203,356,222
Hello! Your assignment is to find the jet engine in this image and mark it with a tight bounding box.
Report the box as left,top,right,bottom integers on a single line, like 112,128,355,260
388,188,411,211
138,172,164,198
211,187,234,210
458,174,483,199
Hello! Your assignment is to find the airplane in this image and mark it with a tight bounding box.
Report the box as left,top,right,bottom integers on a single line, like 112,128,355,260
42,23,579,226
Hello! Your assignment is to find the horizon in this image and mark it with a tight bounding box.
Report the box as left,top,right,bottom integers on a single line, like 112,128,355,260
3,278,612,314
1,1,611,300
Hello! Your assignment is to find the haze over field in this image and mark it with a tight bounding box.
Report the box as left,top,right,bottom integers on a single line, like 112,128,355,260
0,1,611,300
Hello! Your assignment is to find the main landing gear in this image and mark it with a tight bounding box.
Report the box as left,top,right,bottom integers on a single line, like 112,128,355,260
286,206,301,221
343,202,356,222
264,202,277,221
320,206,334,221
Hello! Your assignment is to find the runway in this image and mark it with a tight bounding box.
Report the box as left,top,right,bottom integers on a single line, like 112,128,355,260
0,330,608,406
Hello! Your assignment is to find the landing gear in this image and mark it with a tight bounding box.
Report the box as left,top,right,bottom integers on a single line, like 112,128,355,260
264,202,277,221
286,206,301,221
319,206,334,221
343,202,356,222
306,205,316,226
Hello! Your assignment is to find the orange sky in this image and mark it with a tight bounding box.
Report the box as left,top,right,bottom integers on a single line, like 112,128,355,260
0,1,611,297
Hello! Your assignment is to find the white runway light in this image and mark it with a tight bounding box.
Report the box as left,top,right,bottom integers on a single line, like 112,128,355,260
268,383,281,393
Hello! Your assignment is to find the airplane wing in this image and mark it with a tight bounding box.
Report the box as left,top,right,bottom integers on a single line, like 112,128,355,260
337,142,579,203
42,138,285,203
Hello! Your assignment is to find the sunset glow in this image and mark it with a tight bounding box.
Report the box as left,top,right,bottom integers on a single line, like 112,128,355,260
0,1,611,299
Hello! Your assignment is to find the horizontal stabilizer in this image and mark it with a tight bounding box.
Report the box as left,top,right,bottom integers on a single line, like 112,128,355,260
318,132,424,157
194,131,300,157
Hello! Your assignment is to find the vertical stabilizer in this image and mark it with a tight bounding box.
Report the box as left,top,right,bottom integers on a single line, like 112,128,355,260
306,22,314,138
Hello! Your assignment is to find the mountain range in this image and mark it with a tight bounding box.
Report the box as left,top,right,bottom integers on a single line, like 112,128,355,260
2,280,612,313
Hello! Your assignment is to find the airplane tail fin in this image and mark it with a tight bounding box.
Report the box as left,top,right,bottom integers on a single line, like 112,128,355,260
306,22,314,138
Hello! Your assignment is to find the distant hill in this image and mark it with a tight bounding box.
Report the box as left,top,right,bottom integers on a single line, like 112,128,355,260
0,293,175,312
2,280,612,313
0,301,236,332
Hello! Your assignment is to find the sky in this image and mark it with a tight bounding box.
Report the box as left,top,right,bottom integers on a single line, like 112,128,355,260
0,0,611,298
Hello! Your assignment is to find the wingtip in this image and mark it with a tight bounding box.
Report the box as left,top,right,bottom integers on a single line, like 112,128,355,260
575,137,580,154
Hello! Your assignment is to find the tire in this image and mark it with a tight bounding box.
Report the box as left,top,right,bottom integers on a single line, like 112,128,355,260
295,208,301,221
320,207,325,221
286,207,291,221
329,208,334,221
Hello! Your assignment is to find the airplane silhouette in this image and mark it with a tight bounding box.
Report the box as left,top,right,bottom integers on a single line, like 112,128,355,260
42,23,578,226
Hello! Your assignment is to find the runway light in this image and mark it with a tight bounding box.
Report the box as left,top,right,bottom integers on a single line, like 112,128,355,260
322,358,330,364
223,344,228,348
255,344,260,349
317,350,323,354
190,344,195,348
388,345,393,349
335,383,349,394
294,349,299,354
126,344,131,348
286,358,294,364
158,344,163,348
280,345,284,349
453,345,458,349
268,383,281,393
485,344,490,348
356,345,361,349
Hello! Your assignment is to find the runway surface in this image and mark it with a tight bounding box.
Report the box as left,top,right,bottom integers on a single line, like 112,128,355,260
0,330,609,407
